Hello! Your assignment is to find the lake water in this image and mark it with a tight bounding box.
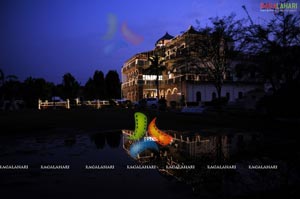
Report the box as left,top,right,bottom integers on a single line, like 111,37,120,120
0,129,299,199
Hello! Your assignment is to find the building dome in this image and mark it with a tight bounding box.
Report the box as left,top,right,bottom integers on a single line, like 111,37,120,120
184,26,200,34
155,32,174,46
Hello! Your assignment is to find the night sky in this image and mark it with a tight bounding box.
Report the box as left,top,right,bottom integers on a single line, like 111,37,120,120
1,0,298,84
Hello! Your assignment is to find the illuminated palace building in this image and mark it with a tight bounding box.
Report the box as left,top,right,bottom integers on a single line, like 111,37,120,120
121,26,263,106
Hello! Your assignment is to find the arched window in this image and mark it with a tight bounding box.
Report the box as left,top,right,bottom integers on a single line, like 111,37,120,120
196,91,201,102
172,88,178,95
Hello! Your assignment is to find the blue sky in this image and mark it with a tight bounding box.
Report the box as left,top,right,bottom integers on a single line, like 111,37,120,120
1,0,299,84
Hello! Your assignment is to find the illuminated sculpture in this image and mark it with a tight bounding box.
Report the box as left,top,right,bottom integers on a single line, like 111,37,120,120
148,118,173,146
128,112,173,158
129,139,158,159
128,112,147,141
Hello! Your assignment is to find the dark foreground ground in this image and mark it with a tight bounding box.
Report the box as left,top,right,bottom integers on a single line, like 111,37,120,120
0,108,299,135
1,108,300,199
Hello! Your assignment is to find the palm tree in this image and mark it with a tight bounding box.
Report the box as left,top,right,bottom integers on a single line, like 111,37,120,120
144,54,165,98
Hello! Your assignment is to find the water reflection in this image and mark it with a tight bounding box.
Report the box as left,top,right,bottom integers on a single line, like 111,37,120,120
122,129,299,198
106,131,121,148
0,131,195,199
123,129,262,161
0,129,298,198
90,131,121,149
91,133,105,149
64,135,77,147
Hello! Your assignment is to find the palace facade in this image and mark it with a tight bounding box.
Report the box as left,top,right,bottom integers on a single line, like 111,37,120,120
121,26,263,107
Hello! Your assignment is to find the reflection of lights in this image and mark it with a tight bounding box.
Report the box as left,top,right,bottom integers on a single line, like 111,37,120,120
121,22,144,45
148,118,173,146
129,140,158,159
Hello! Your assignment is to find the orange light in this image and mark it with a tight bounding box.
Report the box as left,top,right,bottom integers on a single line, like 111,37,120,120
148,118,173,146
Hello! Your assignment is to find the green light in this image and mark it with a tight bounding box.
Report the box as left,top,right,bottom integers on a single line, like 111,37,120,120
128,112,147,141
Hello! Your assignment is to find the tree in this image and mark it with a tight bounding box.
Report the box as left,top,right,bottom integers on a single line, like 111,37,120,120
0,69,4,87
84,77,95,100
242,9,300,116
83,70,106,100
53,84,64,99
1,79,22,100
6,75,18,82
0,69,21,101
93,70,105,99
23,77,54,107
194,14,245,100
62,73,79,99
0,69,5,101
242,11,300,91
144,53,165,98
0,69,19,87
105,70,121,99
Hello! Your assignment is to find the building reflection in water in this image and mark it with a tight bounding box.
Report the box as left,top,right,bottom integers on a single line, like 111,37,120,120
122,129,261,162
122,129,298,198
